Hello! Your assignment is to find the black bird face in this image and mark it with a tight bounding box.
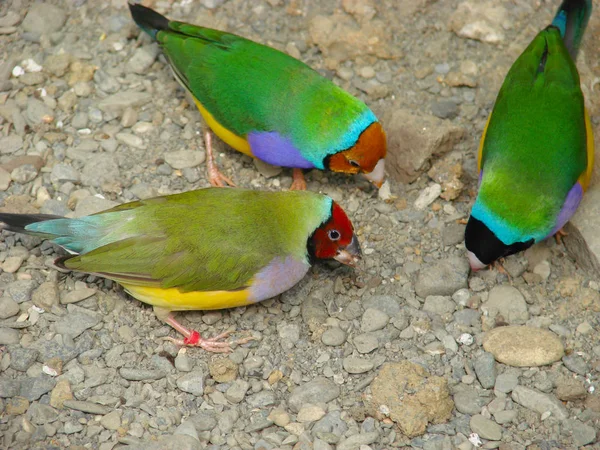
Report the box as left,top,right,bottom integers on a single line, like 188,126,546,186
465,215,534,271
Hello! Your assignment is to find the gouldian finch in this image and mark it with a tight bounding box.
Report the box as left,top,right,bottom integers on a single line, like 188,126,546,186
465,0,593,271
128,3,386,190
0,188,361,352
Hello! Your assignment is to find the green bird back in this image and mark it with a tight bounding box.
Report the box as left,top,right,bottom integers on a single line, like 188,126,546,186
19,189,333,293
129,4,375,166
475,26,587,242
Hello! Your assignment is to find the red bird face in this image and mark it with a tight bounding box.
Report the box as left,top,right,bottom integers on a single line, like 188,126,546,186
309,202,361,266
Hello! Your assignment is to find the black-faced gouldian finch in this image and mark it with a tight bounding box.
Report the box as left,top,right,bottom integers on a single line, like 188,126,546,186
0,188,361,352
465,0,593,271
128,3,386,190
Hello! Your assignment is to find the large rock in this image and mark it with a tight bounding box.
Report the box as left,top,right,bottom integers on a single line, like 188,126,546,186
448,1,507,44
369,361,454,437
22,4,67,35
382,108,465,183
483,326,564,367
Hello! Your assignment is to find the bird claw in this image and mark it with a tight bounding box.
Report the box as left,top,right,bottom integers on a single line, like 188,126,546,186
165,330,254,353
208,167,236,187
290,168,307,191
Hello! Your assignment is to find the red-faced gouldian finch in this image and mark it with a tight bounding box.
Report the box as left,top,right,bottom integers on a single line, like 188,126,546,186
465,0,593,271
0,188,361,352
128,3,386,190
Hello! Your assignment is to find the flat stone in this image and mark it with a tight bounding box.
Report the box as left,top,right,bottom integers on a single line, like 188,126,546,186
100,410,122,430
453,387,492,415
20,376,57,401
568,419,597,447
54,310,101,338
0,296,20,319
562,353,590,376
0,327,20,345
415,256,469,297
0,378,21,398
449,1,506,43
473,352,496,389
511,386,568,420
119,368,166,381
321,327,347,346
288,378,340,413
22,4,66,34
556,377,588,401
97,91,152,114
493,409,517,425
470,414,502,441
483,326,564,367
164,150,206,169
361,308,389,332
63,399,111,415
494,372,518,393
297,404,326,423
353,333,379,353
176,371,205,396
343,356,374,374
9,346,40,372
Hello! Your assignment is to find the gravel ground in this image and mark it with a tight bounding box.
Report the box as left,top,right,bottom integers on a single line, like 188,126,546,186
1,1,600,449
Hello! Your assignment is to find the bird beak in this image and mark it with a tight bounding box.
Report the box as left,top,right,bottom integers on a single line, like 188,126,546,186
467,250,487,272
363,159,385,188
334,235,362,267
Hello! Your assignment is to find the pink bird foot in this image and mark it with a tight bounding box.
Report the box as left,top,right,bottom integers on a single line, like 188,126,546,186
205,130,236,187
554,227,568,245
164,314,253,353
290,168,307,191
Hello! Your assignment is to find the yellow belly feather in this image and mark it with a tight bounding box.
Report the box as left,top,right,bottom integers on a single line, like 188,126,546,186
193,99,254,157
122,284,253,311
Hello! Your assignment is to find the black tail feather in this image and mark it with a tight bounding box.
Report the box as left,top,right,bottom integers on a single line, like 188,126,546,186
128,2,170,39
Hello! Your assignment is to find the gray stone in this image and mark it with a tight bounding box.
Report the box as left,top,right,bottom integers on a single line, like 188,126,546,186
127,45,159,74
493,409,517,425
225,380,249,404
51,163,80,183
40,199,70,216
415,256,469,297
494,372,519,393
100,410,121,430
0,296,20,319
0,135,23,154
30,338,79,364
80,154,120,187
73,196,118,217
562,354,590,376
511,386,568,420
54,310,101,338
22,4,67,34
63,420,84,434
176,371,205,396
119,366,166,381
63,400,112,415
164,150,206,169
343,356,374,374
5,280,38,303
353,333,379,353
20,376,57,401
483,285,529,324
568,419,597,447
246,390,276,408
94,69,120,94
288,378,341,413
11,164,38,183
453,388,491,415
125,435,202,450
443,222,466,247
321,327,347,346
361,308,389,332
29,403,59,425
473,352,496,389
470,414,502,441
362,295,401,316
26,98,53,124
423,296,456,316
0,378,21,397
97,91,152,114
0,327,20,344
431,100,459,119
9,346,39,372
337,432,379,450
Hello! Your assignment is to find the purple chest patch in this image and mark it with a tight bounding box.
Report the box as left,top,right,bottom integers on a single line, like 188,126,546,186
548,182,584,238
249,255,310,303
248,131,316,169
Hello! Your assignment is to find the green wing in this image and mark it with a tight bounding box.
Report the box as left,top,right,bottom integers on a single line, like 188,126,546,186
60,189,331,293
155,22,372,160
478,27,587,235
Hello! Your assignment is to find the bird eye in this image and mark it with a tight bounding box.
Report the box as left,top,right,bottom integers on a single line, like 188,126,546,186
349,160,360,168
328,229,340,241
